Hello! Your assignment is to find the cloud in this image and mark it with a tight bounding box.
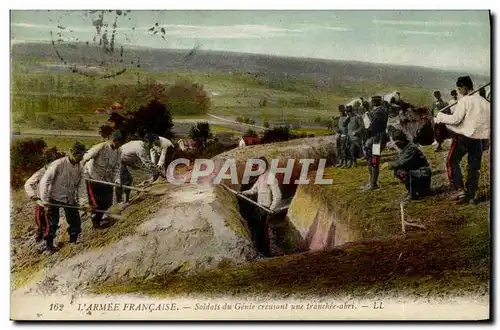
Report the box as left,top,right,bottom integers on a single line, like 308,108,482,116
138,24,305,39
322,26,353,32
398,30,453,37
372,19,484,27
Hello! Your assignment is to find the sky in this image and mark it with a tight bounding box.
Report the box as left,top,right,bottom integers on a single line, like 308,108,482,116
10,10,491,75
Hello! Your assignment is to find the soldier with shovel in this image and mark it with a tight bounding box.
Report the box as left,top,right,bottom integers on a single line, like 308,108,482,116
39,142,90,252
238,156,283,257
81,130,124,229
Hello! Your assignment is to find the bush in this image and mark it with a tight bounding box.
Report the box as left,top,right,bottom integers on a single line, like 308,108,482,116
236,116,244,123
99,78,210,116
10,138,64,188
189,122,213,150
262,126,290,144
166,80,211,116
105,99,175,141
244,129,258,138
263,121,270,128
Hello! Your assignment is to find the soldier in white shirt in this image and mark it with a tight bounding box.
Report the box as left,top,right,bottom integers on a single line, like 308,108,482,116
81,130,124,229
24,152,60,242
39,142,88,252
435,76,490,204
117,134,160,203
240,156,282,257
150,136,174,174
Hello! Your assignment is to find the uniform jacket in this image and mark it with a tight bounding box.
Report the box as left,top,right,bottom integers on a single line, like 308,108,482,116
390,142,430,173
347,114,364,140
241,171,282,210
150,137,173,168
39,156,85,205
120,140,157,175
367,106,388,143
24,166,47,199
338,116,349,135
436,94,490,140
81,141,121,183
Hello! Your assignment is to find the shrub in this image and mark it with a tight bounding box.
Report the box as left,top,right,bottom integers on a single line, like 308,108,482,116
106,99,174,141
244,129,258,138
10,138,64,188
262,126,290,144
189,122,213,150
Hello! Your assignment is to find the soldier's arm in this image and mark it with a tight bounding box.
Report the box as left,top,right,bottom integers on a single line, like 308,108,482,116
436,100,467,125
269,180,283,211
80,143,103,166
24,168,44,200
241,179,258,196
39,162,58,204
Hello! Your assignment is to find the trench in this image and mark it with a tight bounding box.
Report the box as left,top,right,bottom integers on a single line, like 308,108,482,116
234,177,333,258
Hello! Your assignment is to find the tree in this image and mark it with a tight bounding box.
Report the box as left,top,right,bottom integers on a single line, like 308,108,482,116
190,122,213,150
166,80,210,116
10,138,64,188
244,129,258,138
261,126,290,144
105,99,175,141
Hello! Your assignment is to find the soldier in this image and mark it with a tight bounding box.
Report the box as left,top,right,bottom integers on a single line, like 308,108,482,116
335,105,349,167
385,129,432,201
39,142,88,252
81,130,124,229
240,156,282,257
431,91,449,152
345,106,365,167
117,134,160,203
24,151,60,242
150,136,174,176
435,76,490,204
361,95,388,191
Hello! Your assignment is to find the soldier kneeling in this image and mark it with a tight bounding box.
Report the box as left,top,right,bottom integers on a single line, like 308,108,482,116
386,130,432,202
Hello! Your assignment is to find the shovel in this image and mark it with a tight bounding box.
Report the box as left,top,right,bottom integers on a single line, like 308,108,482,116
438,82,491,113
85,178,168,196
41,201,125,221
220,183,290,215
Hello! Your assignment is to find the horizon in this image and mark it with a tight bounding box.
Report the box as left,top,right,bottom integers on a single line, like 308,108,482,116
10,10,491,76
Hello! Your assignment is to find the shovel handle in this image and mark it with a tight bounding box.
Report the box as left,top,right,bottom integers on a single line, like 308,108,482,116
85,178,147,192
219,183,283,214
44,202,112,214
438,82,490,113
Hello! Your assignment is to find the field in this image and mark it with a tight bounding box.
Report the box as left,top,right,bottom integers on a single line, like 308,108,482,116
12,42,486,144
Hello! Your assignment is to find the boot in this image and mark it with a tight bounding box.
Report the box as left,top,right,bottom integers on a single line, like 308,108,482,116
371,166,380,189
69,234,78,243
45,238,58,253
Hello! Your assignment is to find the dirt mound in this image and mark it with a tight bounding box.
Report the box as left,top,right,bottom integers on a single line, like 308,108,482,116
13,183,258,298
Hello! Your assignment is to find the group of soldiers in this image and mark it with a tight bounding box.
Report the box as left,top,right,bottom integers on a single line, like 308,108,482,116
24,131,174,252
335,75,490,204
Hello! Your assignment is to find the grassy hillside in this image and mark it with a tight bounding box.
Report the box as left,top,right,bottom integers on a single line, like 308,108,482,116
93,145,490,298
11,42,490,134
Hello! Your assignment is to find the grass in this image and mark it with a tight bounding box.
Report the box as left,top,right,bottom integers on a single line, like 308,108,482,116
11,63,436,131
291,127,332,136
92,143,490,298
210,125,241,134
